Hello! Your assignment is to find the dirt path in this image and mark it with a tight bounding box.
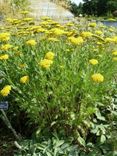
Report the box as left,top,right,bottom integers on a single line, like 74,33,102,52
29,0,74,20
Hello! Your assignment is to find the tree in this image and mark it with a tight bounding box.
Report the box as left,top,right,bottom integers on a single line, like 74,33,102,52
69,2,83,16
82,0,117,16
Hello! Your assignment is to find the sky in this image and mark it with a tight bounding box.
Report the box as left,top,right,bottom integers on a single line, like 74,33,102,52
71,0,83,5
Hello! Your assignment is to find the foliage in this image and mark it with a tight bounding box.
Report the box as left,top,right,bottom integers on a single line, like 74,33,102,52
14,135,79,156
0,14,117,153
82,0,117,16
10,0,29,9
69,2,83,16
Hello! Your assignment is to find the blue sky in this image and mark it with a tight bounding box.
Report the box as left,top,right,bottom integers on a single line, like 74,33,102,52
71,0,83,5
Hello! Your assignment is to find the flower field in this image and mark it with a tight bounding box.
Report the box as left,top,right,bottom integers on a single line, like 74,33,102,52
0,14,117,155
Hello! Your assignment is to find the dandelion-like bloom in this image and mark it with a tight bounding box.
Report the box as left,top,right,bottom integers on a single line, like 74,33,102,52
51,28,65,36
0,85,11,96
26,39,37,46
0,54,9,60
91,73,104,83
81,31,92,38
89,23,96,27
40,59,53,69
105,37,117,43
95,31,103,35
20,76,29,84
68,36,84,45
89,59,98,65
112,36,117,43
45,52,55,60
0,32,10,41
1,44,12,51
113,57,117,61
112,51,117,56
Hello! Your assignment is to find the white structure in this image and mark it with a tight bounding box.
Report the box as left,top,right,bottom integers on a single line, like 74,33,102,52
29,0,74,20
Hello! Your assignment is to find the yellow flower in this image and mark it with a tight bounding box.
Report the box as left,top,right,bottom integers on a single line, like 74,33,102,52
105,37,117,43
1,44,12,51
109,28,114,32
51,28,65,36
1,85,11,96
81,31,92,38
19,64,26,68
0,32,10,41
112,51,117,56
89,59,98,65
0,54,9,60
26,39,37,46
113,57,117,61
95,31,103,35
20,76,29,84
112,37,117,43
89,23,96,27
68,36,84,45
40,59,53,69
97,42,103,45
91,73,104,83
45,52,55,60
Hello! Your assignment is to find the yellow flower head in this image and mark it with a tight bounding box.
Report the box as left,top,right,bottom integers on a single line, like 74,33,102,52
0,54,9,60
19,64,26,68
81,31,92,38
20,76,29,84
105,37,114,43
112,51,117,56
89,59,98,65
89,23,96,27
97,42,103,45
0,32,10,41
51,28,65,36
26,39,37,46
45,52,55,60
113,57,117,61
91,73,104,83
1,85,11,97
95,30,103,35
112,37,117,43
40,59,53,69
68,36,84,45
1,44,12,51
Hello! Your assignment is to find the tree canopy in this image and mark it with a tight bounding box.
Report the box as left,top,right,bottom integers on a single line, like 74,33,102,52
70,0,117,16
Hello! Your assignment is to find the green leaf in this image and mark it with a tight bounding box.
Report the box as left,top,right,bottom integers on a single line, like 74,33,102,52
100,135,106,143
77,136,85,147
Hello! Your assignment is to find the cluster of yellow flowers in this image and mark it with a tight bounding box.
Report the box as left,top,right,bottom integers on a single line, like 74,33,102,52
0,32,10,41
0,15,117,98
20,76,29,84
40,52,55,69
0,85,11,96
26,39,37,46
89,59,98,65
91,73,104,83
0,54,9,60
68,36,84,45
